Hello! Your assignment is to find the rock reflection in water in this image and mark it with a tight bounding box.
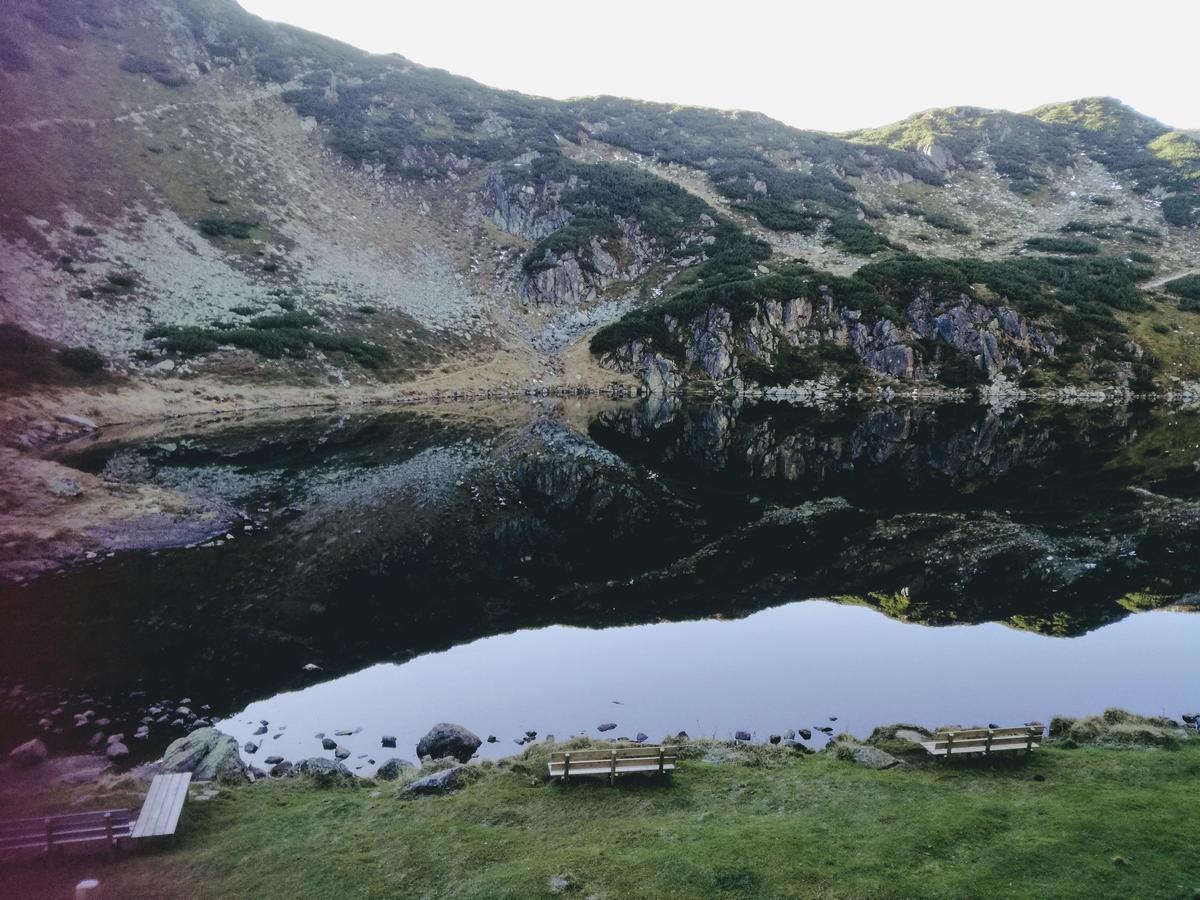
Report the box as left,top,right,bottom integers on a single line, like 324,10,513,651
0,398,1197,762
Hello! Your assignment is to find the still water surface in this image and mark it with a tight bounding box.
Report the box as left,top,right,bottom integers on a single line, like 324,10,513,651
1,398,1198,767
220,601,1199,769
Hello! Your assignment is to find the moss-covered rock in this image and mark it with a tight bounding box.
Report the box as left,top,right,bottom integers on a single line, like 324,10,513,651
161,727,248,783
1048,709,1186,750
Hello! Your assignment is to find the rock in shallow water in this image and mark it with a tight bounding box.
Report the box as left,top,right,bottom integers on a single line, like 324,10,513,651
416,723,481,763
381,736,397,749
597,723,617,733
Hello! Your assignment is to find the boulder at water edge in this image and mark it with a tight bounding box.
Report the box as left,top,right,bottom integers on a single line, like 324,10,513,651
375,758,415,781
416,723,481,763
9,738,48,768
296,757,353,779
161,727,248,783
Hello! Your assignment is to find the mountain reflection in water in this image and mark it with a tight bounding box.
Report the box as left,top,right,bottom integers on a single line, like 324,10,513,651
1,398,1197,760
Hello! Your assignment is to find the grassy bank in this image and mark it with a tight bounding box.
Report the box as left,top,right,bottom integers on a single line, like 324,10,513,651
12,737,1199,899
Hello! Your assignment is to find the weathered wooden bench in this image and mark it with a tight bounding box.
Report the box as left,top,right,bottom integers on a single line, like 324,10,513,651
548,747,676,782
920,726,1041,758
0,808,134,857
0,772,191,860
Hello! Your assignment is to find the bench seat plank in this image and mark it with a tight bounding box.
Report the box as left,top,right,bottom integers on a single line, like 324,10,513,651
920,740,1039,756
131,773,191,839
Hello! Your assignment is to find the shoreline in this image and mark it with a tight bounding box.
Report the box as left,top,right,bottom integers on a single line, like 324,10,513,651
3,710,1197,898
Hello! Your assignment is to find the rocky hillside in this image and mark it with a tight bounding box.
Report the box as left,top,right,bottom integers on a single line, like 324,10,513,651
2,0,1199,402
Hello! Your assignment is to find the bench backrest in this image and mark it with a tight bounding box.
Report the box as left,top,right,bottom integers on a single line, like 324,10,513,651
548,747,669,764
927,726,1041,750
0,809,133,854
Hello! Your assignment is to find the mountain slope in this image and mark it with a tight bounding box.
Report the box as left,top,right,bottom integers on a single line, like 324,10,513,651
1,0,1199,406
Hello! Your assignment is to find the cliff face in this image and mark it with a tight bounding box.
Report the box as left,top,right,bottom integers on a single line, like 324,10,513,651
600,284,1066,393
1,0,1199,398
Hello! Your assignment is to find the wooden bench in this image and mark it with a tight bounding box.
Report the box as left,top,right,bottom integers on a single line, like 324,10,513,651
548,747,677,782
920,726,1041,758
0,808,134,857
131,772,191,840
0,772,191,860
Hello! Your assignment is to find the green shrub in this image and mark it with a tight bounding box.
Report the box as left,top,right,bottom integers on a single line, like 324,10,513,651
1025,236,1100,254
921,210,971,235
1162,195,1198,227
1164,275,1200,302
58,346,106,373
829,216,893,255
197,218,256,239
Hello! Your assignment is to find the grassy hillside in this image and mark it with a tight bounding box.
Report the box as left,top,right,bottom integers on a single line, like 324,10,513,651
11,737,1200,899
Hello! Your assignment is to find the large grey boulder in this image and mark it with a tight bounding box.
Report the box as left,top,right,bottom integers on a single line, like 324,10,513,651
161,727,247,783
9,738,48,768
404,765,467,794
416,723,481,763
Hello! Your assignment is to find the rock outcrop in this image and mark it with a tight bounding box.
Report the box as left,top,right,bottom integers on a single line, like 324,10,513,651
602,285,1062,390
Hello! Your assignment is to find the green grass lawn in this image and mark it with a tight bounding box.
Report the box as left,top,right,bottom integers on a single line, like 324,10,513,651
13,740,1200,899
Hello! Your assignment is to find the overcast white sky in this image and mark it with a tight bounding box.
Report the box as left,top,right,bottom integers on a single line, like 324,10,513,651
239,0,1198,133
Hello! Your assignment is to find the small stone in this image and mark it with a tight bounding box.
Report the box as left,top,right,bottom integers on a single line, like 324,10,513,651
244,742,258,754
783,730,795,740
87,732,106,749
597,723,617,733
334,747,350,760
253,725,268,736
264,755,284,766
549,874,579,894
106,741,130,760
734,731,751,742
486,735,497,743
9,738,48,767
798,729,812,740
381,736,397,748
106,733,124,745
321,738,337,751
635,732,648,743
769,734,782,745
